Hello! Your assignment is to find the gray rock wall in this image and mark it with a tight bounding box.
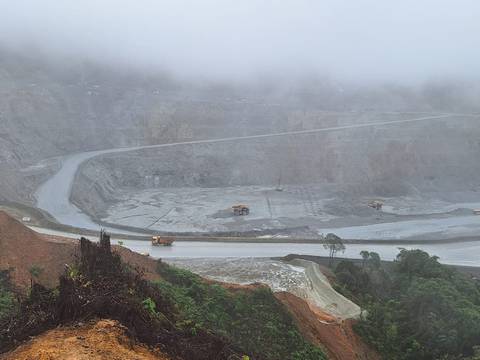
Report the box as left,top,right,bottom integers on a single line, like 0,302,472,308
71,117,480,218
2,47,480,206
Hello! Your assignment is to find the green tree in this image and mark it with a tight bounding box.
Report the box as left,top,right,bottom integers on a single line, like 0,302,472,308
395,249,445,280
342,249,480,360
360,250,370,269
323,233,345,266
367,252,381,269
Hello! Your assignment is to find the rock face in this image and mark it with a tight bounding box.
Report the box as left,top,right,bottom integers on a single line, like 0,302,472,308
76,118,480,191
71,116,480,223
2,47,480,208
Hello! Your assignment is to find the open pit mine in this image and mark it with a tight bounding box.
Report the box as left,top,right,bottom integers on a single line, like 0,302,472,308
1,46,480,360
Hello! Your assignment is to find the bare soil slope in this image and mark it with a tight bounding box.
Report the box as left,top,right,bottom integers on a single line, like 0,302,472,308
276,292,380,360
0,319,170,360
0,211,160,290
0,211,77,289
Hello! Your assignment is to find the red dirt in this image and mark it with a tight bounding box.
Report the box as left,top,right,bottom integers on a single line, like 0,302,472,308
113,245,161,283
0,319,170,360
0,211,160,291
276,292,380,360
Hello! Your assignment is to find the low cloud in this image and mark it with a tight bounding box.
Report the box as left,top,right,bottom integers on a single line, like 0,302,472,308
1,0,480,83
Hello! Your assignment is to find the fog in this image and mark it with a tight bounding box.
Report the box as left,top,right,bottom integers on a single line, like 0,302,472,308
1,0,480,83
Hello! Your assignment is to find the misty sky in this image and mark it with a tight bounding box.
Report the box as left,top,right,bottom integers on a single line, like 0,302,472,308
1,0,480,83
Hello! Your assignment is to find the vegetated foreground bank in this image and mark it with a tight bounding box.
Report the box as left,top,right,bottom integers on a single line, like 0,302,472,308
0,211,329,360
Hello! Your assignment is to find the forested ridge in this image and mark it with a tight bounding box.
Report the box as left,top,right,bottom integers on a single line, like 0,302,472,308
335,249,480,360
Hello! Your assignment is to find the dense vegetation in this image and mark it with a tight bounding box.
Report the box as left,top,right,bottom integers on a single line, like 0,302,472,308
334,249,480,360
0,270,15,320
156,262,326,360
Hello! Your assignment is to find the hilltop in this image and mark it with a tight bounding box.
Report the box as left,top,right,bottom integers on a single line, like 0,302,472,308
1,319,171,360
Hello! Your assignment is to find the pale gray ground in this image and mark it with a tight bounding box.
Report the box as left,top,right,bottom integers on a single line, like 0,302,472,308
165,257,361,319
102,185,336,233
102,186,480,239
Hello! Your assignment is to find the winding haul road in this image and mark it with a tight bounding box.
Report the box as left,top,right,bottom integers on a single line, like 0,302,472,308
31,226,480,266
33,113,480,265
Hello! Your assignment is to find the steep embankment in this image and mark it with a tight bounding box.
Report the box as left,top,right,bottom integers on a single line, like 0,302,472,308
0,211,160,291
276,292,380,360
0,211,77,289
274,259,379,359
0,319,171,360
287,259,361,319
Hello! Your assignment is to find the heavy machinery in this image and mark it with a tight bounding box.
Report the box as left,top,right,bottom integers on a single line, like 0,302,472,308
232,204,250,216
368,200,384,211
151,236,174,246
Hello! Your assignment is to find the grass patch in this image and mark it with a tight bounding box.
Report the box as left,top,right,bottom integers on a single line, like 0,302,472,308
0,270,16,320
156,262,327,360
